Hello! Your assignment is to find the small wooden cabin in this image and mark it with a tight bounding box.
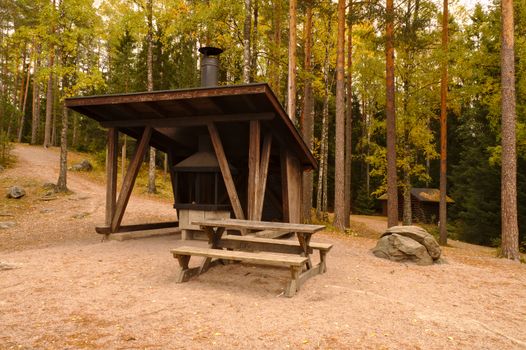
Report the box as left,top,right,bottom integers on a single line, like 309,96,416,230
378,188,454,223
65,83,317,237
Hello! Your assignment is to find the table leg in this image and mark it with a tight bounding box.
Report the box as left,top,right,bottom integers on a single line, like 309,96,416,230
296,232,313,269
285,266,301,297
200,226,226,274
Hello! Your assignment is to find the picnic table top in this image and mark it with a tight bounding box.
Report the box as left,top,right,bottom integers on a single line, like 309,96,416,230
191,218,325,234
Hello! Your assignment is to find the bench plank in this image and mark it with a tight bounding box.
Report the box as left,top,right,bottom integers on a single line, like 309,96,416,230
192,219,325,233
253,230,289,239
223,235,333,251
171,246,307,267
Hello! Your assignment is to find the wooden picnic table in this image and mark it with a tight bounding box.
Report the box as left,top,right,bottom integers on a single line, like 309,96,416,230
171,218,329,297
193,218,324,265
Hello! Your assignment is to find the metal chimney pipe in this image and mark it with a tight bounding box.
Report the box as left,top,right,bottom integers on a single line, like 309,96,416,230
199,47,223,87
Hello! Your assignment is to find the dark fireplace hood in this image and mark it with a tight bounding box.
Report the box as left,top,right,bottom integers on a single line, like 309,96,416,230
173,134,237,174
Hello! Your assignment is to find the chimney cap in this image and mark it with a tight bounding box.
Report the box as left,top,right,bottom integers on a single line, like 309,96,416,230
199,47,223,56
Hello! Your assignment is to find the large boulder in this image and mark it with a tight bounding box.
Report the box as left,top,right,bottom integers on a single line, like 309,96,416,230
71,159,93,172
382,225,441,260
372,233,434,266
6,186,25,199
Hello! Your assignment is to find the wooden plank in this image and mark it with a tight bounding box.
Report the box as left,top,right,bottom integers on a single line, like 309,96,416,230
106,227,180,241
105,128,118,227
193,219,324,233
65,84,270,107
280,149,289,222
100,112,274,128
221,234,333,251
207,122,245,220
167,151,177,203
297,263,323,289
254,132,272,220
171,246,307,267
247,120,260,220
285,150,302,223
95,221,179,234
111,127,152,232
219,237,310,255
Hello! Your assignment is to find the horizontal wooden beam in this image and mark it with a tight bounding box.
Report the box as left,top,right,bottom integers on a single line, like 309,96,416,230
100,113,274,128
96,221,179,234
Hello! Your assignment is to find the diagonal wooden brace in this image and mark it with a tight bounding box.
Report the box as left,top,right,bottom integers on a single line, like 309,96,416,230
111,127,152,233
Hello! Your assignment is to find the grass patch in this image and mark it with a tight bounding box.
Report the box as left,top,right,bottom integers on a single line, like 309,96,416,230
67,149,174,202
0,175,67,217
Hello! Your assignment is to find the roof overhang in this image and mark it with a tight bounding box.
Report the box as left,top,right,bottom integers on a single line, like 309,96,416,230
65,83,317,170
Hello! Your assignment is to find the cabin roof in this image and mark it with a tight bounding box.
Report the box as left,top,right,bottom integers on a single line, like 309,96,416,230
65,83,317,170
378,188,454,203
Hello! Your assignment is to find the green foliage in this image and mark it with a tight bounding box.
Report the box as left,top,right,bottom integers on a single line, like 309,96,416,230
1,0,525,252
353,184,376,215
0,130,13,167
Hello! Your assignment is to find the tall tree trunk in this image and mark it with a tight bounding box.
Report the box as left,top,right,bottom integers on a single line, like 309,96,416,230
270,0,282,99
146,0,156,194
316,43,330,220
439,0,449,245
71,114,78,147
402,167,412,225
243,0,251,83
386,0,398,228
44,61,54,147
44,0,56,148
17,57,31,142
7,53,21,139
56,103,68,192
333,0,346,230
500,0,519,260
287,0,297,121
251,0,259,81
31,52,41,144
344,4,353,228
51,80,58,146
302,1,314,223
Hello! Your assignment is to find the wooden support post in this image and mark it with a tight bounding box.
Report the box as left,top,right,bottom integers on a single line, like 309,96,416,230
254,133,272,221
167,151,177,203
288,152,302,223
280,150,290,222
248,120,260,220
281,149,302,223
106,128,118,227
207,122,245,220
111,127,152,232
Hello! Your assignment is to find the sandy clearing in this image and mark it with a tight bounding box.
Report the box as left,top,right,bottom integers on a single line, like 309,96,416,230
1,144,525,349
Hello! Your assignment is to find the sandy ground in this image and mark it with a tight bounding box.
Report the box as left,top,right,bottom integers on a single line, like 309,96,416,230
1,144,525,349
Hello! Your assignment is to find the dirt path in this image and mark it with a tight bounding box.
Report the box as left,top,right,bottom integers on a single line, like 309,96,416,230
1,144,174,251
1,145,526,349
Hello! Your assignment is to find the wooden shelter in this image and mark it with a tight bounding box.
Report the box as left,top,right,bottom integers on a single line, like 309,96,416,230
378,188,454,223
65,83,317,236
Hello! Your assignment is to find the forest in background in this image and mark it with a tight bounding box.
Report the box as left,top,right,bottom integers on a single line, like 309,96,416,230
0,0,525,251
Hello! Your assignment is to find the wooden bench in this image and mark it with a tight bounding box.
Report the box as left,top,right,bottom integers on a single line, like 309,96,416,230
219,235,333,273
171,246,308,297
